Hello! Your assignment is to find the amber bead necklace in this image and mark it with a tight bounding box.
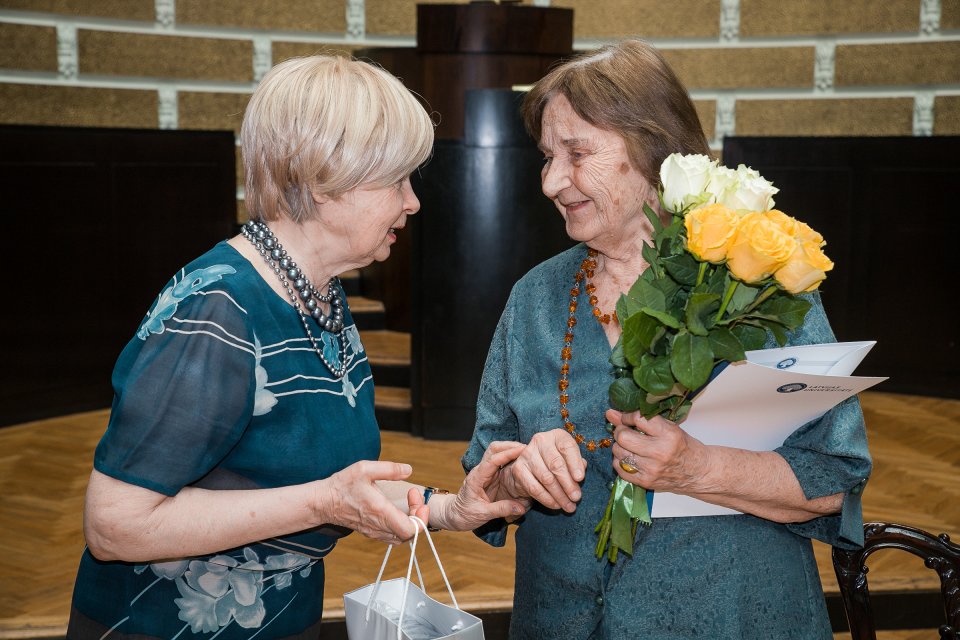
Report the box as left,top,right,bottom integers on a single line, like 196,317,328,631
559,248,619,452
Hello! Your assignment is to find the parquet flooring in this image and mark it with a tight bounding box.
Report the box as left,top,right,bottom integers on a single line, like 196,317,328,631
0,391,957,639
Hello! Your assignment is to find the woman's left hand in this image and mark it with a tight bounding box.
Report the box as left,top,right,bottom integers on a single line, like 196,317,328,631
607,408,711,494
407,441,532,532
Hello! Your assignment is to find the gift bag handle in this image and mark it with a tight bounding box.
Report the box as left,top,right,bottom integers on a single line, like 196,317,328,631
364,516,459,640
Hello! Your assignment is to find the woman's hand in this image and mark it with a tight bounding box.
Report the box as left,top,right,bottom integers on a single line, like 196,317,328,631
315,460,420,545
406,442,531,532
498,429,587,513
607,408,847,522
607,409,710,493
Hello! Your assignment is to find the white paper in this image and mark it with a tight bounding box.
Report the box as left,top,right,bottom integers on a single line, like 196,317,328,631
649,341,886,518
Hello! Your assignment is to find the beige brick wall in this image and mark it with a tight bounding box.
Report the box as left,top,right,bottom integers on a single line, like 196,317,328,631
0,0,957,215
942,2,960,30
836,41,960,86
935,96,960,134
0,0,154,22
0,22,57,72
737,98,915,136
272,41,362,64
663,47,813,90
0,84,157,127
177,0,345,34
554,0,720,39
78,31,252,82
178,92,251,134
739,0,919,36
367,0,466,37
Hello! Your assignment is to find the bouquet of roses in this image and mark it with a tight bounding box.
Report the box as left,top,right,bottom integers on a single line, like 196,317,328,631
594,153,834,562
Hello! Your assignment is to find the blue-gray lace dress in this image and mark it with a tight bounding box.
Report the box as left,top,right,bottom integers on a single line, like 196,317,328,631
463,243,872,640
68,241,380,640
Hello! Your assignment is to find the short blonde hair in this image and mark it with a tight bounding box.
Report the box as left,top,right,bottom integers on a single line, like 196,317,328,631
242,55,435,223
522,39,710,190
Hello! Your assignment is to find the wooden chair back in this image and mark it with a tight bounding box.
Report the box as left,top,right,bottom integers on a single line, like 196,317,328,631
832,522,960,640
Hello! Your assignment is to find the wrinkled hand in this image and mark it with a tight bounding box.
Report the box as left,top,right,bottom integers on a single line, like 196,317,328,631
608,409,710,493
317,460,418,545
406,442,531,532
499,429,587,513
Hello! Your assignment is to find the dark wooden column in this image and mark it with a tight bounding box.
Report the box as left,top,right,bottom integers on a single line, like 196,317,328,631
359,3,576,438
411,90,574,439
358,1,573,335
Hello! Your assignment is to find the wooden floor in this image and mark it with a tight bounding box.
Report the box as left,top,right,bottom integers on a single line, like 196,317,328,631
0,391,957,639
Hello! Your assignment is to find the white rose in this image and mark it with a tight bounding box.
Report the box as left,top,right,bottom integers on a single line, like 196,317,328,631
718,164,779,212
704,165,739,204
659,153,715,212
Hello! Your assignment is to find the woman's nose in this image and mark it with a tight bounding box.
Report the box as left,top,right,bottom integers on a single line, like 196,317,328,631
404,182,421,215
541,158,571,199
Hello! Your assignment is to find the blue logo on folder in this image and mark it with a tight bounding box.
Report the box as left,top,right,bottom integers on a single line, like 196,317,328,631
777,357,798,369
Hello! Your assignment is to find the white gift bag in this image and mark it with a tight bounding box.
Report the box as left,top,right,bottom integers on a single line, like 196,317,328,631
343,516,484,640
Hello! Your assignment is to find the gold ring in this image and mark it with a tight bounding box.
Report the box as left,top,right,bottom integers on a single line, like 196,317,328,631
618,457,640,474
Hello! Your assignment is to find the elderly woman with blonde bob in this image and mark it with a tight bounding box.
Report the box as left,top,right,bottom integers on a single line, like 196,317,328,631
464,39,871,639
68,55,527,640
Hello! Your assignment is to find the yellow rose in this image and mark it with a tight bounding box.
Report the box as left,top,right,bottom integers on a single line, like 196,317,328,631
774,240,835,293
793,219,825,246
725,212,795,283
685,204,740,263
763,209,825,246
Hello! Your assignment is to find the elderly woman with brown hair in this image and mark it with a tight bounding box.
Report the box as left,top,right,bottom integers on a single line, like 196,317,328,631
67,55,527,640
463,39,871,639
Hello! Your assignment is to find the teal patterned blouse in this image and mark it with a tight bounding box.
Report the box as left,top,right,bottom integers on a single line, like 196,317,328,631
68,241,380,640
463,243,872,640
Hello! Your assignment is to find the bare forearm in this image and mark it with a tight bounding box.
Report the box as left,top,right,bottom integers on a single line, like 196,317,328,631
687,448,842,522
86,470,326,562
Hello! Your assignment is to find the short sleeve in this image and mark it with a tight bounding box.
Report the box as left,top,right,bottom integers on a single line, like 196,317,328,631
772,292,873,549
95,285,257,496
462,287,524,547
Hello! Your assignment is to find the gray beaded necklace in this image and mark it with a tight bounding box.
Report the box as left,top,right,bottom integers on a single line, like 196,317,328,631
242,219,347,379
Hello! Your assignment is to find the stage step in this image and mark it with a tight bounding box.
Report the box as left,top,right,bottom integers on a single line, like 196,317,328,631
338,269,361,295
359,330,410,388
346,295,386,330
348,277,411,431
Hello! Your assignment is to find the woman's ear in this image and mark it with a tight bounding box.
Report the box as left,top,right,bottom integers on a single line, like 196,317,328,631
310,188,329,206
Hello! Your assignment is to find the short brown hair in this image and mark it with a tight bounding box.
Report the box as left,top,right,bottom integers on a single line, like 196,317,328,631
522,39,710,189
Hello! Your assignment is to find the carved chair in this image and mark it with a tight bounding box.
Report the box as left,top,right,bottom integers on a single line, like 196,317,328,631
833,522,960,640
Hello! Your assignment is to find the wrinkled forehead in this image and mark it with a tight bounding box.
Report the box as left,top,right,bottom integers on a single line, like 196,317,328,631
540,96,597,149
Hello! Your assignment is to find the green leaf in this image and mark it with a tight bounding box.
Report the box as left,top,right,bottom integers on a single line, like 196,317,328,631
731,323,768,350
661,253,700,286
650,277,681,306
670,400,693,423
642,202,663,234
708,327,746,362
641,242,660,274
609,377,644,412
758,296,812,330
616,293,642,324
658,220,684,248
759,319,789,346
634,356,675,395
628,279,666,311
609,338,628,368
728,278,761,314
685,292,720,337
642,306,682,330
670,332,714,391
622,312,661,365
